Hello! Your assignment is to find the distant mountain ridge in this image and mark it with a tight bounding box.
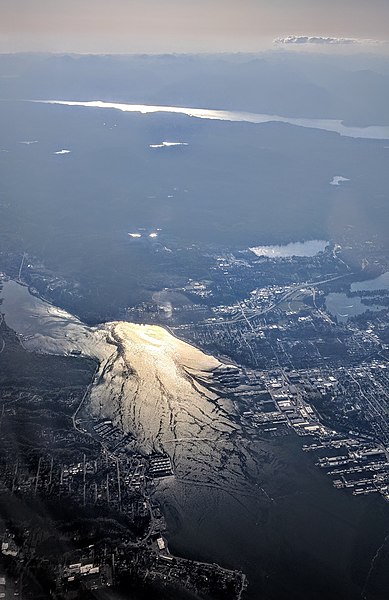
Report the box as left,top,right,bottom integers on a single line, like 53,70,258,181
1,52,389,126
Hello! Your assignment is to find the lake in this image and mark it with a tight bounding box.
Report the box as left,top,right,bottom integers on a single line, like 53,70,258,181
37,100,389,140
351,271,389,293
250,240,328,258
326,272,389,322
325,292,382,322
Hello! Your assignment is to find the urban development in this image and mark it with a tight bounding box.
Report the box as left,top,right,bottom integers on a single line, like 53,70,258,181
0,236,388,599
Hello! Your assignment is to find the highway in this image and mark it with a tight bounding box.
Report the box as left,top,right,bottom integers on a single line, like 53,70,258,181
207,272,353,327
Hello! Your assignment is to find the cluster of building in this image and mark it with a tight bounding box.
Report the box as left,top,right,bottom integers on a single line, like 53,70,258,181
239,369,330,438
62,558,112,595
1,533,18,559
148,454,174,479
237,365,389,501
92,420,134,452
0,574,19,600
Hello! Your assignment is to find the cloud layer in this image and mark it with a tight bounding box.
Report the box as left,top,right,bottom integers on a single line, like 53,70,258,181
274,35,359,45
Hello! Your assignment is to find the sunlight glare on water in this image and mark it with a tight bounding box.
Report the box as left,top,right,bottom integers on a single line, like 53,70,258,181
36,100,389,139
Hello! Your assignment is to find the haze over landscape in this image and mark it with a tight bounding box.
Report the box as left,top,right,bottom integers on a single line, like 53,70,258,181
2,0,389,53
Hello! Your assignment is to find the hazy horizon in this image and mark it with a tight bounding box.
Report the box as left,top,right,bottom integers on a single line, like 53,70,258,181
2,0,389,54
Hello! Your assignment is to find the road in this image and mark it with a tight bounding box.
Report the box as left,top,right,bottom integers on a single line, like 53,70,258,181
0,312,5,354
72,363,100,434
207,272,352,327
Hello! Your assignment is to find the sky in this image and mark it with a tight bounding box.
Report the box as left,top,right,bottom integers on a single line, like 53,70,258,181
1,0,389,54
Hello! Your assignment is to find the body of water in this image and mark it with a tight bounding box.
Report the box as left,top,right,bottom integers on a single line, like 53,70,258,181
250,240,329,258
326,272,389,322
330,175,350,186
1,279,389,599
35,100,389,140
158,433,389,600
351,271,389,293
325,292,381,322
